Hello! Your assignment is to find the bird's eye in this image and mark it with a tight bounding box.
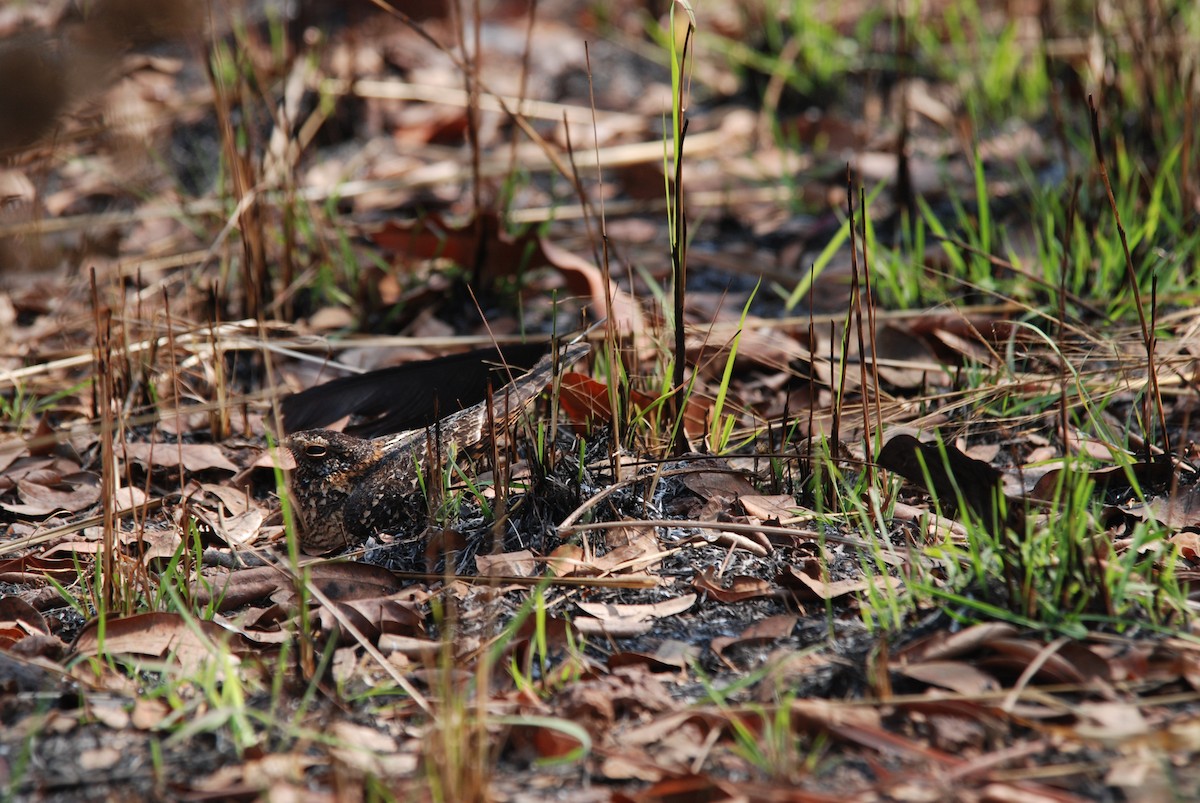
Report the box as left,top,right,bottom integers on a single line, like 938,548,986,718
304,444,328,458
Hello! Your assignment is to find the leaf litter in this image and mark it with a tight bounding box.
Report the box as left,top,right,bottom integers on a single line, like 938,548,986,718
1,0,1200,800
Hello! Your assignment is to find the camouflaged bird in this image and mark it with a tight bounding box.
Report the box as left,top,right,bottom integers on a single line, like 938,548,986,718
285,343,588,553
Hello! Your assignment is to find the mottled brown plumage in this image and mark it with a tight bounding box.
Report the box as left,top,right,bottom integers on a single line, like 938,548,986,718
285,343,587,553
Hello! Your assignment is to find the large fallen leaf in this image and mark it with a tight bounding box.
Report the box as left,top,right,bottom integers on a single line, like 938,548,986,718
328,721,419,776
897,660,1001,695
120,441,237,473
609,639,701,673
0,438,27,473
710,613,796,660
896,622,1019,662
72,612,250,675
2,476,100,516
476,549,538,577
738,493,806,522
779,565,901,601
574,594,695,637
1030,461,1174,503
318,596,425,644
677,459,760,501
0,554,82,584
692,568,776,603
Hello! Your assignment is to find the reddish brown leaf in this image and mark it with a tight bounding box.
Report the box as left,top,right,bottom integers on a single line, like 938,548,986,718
0,554,82,584
557,372,709,438
195,561,407,612
0,438,28,474
0,595,48,638
613,774,742,803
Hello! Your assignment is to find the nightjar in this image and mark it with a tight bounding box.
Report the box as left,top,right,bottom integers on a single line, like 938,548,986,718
285,343,588,553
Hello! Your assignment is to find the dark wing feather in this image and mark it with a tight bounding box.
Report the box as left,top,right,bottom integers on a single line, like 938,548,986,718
281,342,550,437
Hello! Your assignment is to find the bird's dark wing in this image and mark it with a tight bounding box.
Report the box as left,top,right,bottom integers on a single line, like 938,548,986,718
281,342,550,438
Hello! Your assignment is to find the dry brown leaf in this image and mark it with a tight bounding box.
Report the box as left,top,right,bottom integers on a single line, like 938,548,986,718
613,774,744,803
589,532,667,575
692,568,775,603
618,710,724,750
546,542,586,576
576,594,695,623
377,634,441,660
0,437,28,471
896,622,1019,662
978,638,1087,684
1071,702,1150,746
574,596,695,639
780,565,900,601
89,700,131,729
738,493,804,522
130,698,170,730
872,323,944,388
609,639,701,673
72,612,249,675
0,554,82,584
3,476,100,516
604,524,656,550
897,660,1001,695
1127,483,1200,529
368,212,646,339
318,596,425,644
197,482,252,516
191,507,264,546
0,595,48,639
190,567,282,612
194,562,406,613
476,549,538,577
79,747,122,771
554,666,675,741
120,441,238,473
1169,530,1200,559
329,721,417,777
678,460,760,502
710,613,797,659
279,562,407,604
1031,461,1174,503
